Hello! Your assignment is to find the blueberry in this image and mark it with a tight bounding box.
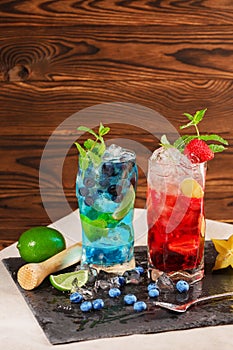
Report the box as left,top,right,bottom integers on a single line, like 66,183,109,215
113,193,124,203
176,280,190,293
148,288,160,298
80,301,92,312
124,294,137,305
83,177,95,188
135,266,144,275
84,196,94,206
92,298,104,310
133,301,147,312
147,282,159,291
108,184,122,196
117,276,125,286
78,187,89,197
99,177,110,188
108,288,121,298
102,163,116,176
70,292,83,303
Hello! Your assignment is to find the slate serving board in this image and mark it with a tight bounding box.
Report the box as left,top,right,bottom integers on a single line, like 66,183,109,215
3,242,233,345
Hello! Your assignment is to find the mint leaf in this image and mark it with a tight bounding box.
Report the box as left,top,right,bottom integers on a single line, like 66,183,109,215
160,134,170,145
180,120,195,130
84,139,95,150
193,108,207,124
200,134,228,145
74,142,86,158
92,142,106,156
75,123,110,170
183,113,194,121
209,144,227,153
173,135,196,151
160,135,174,149
99,123,110,137
78,126,99,140
180,109,207,130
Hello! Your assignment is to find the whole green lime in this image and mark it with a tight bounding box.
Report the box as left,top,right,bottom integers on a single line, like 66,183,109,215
17,226,66,263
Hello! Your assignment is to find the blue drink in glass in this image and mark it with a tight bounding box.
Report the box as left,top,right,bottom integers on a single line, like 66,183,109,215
76,144,138,270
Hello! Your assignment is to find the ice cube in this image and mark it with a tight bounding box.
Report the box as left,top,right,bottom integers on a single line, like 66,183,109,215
103,144,135,162
103,144,122,160
156,273,175,291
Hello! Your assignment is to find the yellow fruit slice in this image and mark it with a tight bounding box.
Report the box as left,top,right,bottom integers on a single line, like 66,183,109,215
112,185,135,220
50,270,88,291
180,178,204,198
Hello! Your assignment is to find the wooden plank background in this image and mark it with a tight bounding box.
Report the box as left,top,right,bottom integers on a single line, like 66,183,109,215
0,0,233,250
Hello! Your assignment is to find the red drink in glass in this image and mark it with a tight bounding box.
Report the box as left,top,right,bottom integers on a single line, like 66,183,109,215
147,147,206,283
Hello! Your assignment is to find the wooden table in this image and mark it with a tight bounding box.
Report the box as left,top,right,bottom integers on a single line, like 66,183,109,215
0,1,233,249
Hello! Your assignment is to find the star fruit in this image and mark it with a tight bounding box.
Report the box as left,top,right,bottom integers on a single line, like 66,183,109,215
212,235,233,270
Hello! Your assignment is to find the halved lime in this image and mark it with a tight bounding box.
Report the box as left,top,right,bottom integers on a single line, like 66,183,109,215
112,185,135,220
50,270,88,291
180,178,204,199
80,214,108,242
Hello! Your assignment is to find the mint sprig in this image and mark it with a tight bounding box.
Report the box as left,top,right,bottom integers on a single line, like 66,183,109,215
172,109,228,152
75,122,110,170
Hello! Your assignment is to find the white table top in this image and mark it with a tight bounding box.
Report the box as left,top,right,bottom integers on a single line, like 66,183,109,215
1,209,233,350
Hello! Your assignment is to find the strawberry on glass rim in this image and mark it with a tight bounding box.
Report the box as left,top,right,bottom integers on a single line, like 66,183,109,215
165,108,228,163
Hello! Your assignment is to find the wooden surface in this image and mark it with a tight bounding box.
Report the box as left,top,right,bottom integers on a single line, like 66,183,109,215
1,0,233,249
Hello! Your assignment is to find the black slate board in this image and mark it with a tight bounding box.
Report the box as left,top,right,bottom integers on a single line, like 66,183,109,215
2,242,233,345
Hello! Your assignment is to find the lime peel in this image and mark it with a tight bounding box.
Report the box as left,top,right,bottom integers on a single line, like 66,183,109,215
50,270,89,291
112,185,135,220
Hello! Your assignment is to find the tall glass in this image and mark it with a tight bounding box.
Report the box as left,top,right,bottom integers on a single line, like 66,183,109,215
147,147,206,283
76,144,138,272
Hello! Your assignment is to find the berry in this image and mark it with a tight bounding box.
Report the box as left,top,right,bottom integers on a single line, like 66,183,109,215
147,282,159,291
80,301,92,312
78,187,89,197
117,276,125,286
133,301,147,312
148,288,160,298
135,266,144,275
69,292,83,303
184,139,214,163
176,280,190,293
84,196,94,206
124,294,137,305
108,287,121,298
83,177,95,188
92,298,104,310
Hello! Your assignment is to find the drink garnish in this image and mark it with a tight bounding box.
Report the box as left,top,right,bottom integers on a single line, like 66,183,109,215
180,178,204,198
212,234,233,270
112,184,135,220
161,109,228,163
50,269,88,292
80,214,109,242
75,122,110,170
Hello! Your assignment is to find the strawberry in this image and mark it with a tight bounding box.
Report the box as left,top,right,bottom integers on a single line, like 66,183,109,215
184,139,214,163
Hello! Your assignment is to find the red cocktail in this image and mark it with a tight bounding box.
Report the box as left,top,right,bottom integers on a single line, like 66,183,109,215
147,147,206,283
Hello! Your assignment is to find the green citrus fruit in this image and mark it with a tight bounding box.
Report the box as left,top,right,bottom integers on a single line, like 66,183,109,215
50,270,88,292
80,214,108,242
112,185,135,220
17,226,66,263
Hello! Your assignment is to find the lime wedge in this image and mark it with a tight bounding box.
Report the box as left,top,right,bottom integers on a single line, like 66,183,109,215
50,270,88,291
112,185,135,220
180,178,204,199
80,214,108,242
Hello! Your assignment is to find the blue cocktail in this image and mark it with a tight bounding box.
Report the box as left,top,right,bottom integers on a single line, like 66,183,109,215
75,126,137,271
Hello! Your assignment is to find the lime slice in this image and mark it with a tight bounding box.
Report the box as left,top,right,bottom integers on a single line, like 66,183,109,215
50,270,88,291
112,185,135,220
80,214,108,242
180,178,204,199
